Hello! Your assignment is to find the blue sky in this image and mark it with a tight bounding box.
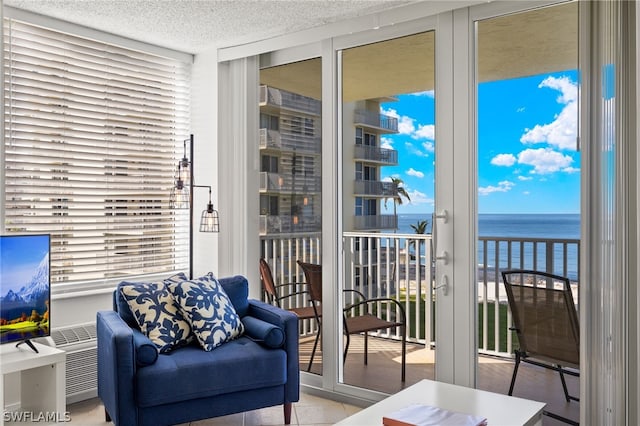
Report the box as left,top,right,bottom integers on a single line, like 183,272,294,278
0,235,49,293
379,70,580,214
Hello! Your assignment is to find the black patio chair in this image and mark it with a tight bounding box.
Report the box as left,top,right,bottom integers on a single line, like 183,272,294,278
502,269,579,426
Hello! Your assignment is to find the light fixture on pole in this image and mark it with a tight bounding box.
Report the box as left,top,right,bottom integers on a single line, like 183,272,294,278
169,163,190,209
195,185,220,233
169,134,219,229
169,134,219,278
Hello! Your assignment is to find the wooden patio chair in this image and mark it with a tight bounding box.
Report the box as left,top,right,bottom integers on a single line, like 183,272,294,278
259,258,321,371
502,269,579,425
297,260,407,382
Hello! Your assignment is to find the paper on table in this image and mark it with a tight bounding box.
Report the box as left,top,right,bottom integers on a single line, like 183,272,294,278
382,403,488,426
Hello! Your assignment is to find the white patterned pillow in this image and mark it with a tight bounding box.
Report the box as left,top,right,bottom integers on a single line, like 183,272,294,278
120,281,193,353
169,273,244,351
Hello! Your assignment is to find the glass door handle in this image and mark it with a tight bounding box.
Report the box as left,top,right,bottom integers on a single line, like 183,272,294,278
434,209,448,223
434,275,449,295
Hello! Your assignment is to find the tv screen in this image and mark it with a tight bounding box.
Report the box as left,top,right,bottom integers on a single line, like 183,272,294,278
0,234,51,348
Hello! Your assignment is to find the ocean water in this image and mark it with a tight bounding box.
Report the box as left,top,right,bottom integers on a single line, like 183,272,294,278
392,213,581,280
395,213,580,239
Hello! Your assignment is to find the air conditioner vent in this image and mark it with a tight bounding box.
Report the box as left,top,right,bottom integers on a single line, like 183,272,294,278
51,324,97,347
50,323,98,404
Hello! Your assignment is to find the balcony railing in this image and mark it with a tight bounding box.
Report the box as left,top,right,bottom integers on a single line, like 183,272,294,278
259,128,282,149
477,235,580,357
259,172,322,194
353,214,397,230
261,232,580,360
354,145,398,165
354,109,398,133
259,214,321,235
353,180,396,197
260,85,321,115
259,128,321,153
259,172,283,192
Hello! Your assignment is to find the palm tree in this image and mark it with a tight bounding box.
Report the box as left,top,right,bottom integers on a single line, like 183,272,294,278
409,219,429,261
384,177,411,231
410,219,429,235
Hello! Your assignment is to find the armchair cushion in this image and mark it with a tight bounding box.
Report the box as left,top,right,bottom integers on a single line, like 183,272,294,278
135,337,287,407
169,273,245,351
120,281,193,353
242,316,285,348
132,329,159,367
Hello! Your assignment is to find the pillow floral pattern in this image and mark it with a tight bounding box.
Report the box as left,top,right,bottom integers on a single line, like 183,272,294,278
169,273,244,351
120,282,193,353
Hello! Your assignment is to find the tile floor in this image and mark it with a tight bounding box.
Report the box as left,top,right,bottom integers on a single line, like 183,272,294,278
66,392,362,426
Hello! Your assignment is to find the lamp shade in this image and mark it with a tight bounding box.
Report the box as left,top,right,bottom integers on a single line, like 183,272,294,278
200,203,220,232
170,185,190,209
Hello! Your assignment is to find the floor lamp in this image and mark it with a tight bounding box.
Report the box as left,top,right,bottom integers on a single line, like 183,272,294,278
169,134,219,279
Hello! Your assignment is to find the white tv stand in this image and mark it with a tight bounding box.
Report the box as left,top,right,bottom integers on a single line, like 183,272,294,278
0,342,66,425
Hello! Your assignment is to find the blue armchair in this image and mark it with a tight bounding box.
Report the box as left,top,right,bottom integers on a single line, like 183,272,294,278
97,275,300,426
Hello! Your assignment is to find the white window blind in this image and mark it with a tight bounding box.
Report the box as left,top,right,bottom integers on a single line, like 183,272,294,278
3,18,191,284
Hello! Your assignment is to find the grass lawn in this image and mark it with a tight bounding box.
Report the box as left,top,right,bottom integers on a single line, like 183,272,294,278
397,292,519,352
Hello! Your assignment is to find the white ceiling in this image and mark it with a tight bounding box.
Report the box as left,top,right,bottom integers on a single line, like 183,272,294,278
4,0,415,54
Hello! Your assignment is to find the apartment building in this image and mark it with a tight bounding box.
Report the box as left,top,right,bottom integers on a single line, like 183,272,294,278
259,86,399,237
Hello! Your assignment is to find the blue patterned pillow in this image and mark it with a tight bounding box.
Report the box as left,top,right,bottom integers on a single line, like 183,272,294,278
169,273,245,351
120,281,193,353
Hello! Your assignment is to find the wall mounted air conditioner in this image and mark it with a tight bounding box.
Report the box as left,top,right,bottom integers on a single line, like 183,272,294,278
45,323,98,404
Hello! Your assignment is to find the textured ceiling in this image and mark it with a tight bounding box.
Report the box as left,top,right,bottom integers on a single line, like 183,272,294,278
4,0,414,54
259,2,577,101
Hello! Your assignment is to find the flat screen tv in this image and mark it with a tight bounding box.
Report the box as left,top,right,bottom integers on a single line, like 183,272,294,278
0,234,51,352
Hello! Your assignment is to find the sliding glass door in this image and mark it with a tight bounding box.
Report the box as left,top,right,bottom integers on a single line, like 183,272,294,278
473,3,580,423
338,31,437,393
258,54,324,377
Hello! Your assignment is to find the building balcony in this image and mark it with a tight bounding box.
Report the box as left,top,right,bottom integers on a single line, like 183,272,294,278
260,172,322,194
259,85,321,116
353,214,397,230
353,144,398,165
259,214,322,235
259,128,321,154
353,109,398,133
260,232,580,424
259,172,284,192
259,128,282,149
353,179,396,197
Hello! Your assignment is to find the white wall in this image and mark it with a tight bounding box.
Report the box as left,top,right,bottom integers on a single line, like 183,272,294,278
191,47,220,279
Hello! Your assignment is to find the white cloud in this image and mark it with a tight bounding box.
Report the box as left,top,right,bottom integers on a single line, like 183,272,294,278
541,75,578,104
404,142,428,157
523,191,530,195
479,180,515,196
406,168,424,178
381,107,434,142
414,124,434,140
520,75,578,150
491,153,517,167
406,189,434,206
518,175,533,181
563,166,580,174
422,141,435,152
398,116,416,135
411,90,435,98
517,147,573,174
380,136,394,150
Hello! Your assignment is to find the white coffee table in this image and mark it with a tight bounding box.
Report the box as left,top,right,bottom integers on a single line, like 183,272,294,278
335,379,545,426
